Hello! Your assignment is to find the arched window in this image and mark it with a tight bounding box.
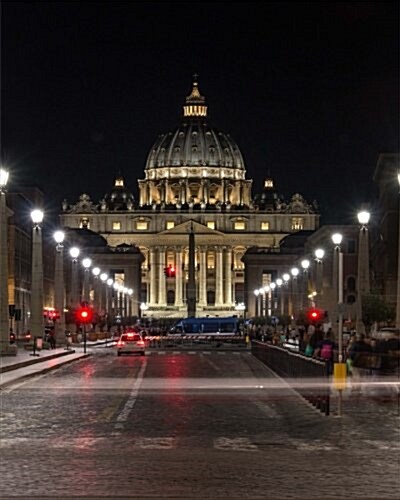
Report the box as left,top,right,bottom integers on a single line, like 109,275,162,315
347,277,356,292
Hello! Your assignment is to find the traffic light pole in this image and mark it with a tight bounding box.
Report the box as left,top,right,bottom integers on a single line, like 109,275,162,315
83,323,87,354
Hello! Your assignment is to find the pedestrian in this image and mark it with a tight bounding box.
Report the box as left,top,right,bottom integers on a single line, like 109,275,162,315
348,333,372,393
48,327,56,349
315,330,336,374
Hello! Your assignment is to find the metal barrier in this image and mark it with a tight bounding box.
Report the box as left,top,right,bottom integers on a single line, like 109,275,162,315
251,340,330,416
146,334,246,348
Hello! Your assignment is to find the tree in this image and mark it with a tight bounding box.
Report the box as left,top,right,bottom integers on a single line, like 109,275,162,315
361,293,395,333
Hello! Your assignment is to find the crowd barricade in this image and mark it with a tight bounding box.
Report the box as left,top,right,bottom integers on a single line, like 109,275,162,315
145,334,245,348
251,340,330,416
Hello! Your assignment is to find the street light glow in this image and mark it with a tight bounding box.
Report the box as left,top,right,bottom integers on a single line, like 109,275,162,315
332,233,343,246
92,267,101,276
276,278,283,287
69,247,80,259
53,230,65,244
107,278,113,286
282,273,290,282
31,209,44,225
100,273,108,282
291,267,299,277
301,259,310,270
0,168,9,189
357,211,370,225
270,282,276,290
315,248,325,260
82,258,92,269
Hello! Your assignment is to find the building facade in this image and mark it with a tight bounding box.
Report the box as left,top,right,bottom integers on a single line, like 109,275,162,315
60,78,319,319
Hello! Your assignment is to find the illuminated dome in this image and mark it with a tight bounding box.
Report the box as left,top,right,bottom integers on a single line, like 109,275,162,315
144,77,246,181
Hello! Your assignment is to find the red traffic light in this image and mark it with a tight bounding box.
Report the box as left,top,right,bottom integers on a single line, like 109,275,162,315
164,265,176,278
76,306,93,324
307,308,323,323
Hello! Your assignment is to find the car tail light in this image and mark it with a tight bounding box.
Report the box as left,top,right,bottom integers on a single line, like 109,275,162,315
117,341,125,347
137,340,145,346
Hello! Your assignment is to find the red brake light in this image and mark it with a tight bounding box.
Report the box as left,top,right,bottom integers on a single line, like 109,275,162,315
137,340,144,346
117,341,125,347
127,332,134,337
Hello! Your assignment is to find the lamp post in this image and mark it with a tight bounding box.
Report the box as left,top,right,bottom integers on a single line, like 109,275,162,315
31,209,44,351
82,257,92,303
332,232,345,416
0,167,13,355
356,211,370,334
92,266,101,314
254,289,260,317
269,282,276,318
282,273,290,317
300,259,310,311
276,278,283,316
100,272,108,324
106,278,113,329
127,288,133,318
69,247,80,333
314,248,325,307
396,171,400,329
290,267,299,319
53,230,65,345
332,233,343,360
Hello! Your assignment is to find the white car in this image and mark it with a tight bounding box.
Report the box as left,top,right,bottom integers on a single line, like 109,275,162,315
117,332,146,356
373,328,400,340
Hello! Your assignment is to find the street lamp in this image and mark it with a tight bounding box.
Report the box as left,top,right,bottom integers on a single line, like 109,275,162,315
314,248,325,305
254,289,260,317
282,273,290,317
300,259,310,310
0,167,13,354
397,171,400,329
290,267,299,317
30,209,44,351
53,230,65,345
356,210,371,334
331,233,343,359
92,266,101,315
82,257,92,303
127,288,133,318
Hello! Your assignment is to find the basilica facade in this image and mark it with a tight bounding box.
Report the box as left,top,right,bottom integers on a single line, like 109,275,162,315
60,78,319,319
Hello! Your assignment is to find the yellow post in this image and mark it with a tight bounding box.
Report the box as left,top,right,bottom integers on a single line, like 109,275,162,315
333,362,347,390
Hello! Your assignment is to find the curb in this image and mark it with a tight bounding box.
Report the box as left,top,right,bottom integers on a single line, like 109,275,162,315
0,349,78,374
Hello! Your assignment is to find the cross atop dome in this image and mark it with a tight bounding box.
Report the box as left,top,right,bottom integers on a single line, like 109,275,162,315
184,75,207,117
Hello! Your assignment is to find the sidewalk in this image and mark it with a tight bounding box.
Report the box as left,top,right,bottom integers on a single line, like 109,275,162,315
0,340,109,389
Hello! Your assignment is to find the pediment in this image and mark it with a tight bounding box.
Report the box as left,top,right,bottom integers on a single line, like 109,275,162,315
160,220,224,236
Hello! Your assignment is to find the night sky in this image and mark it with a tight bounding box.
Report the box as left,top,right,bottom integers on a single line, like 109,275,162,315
1,2,399,225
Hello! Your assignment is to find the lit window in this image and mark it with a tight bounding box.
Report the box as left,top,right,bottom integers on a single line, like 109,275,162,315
234,221,246,230
207,221,215,230
79,217,90,229
291,217,303,231
261,221,270,231
166,221,175,230
112,221,121,231
136,221,148,230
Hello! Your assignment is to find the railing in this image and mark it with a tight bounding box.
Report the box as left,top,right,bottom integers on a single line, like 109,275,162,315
251,340,330,416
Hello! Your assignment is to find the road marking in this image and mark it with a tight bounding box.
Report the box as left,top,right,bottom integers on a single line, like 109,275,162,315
201,351,211,355
114,359,147,429
214,437,258,452
136,437,175,449
172,351,181,355
188,351,196,355
157,351,166,355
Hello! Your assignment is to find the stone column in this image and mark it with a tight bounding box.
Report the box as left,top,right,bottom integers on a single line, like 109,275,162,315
158,246,167,306
149,247,157,306
174,247,184,307
198,246,207,307
215,247,224,307
224,246,233,306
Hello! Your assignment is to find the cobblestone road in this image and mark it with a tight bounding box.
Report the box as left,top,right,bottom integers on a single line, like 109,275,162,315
0,349,399,498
